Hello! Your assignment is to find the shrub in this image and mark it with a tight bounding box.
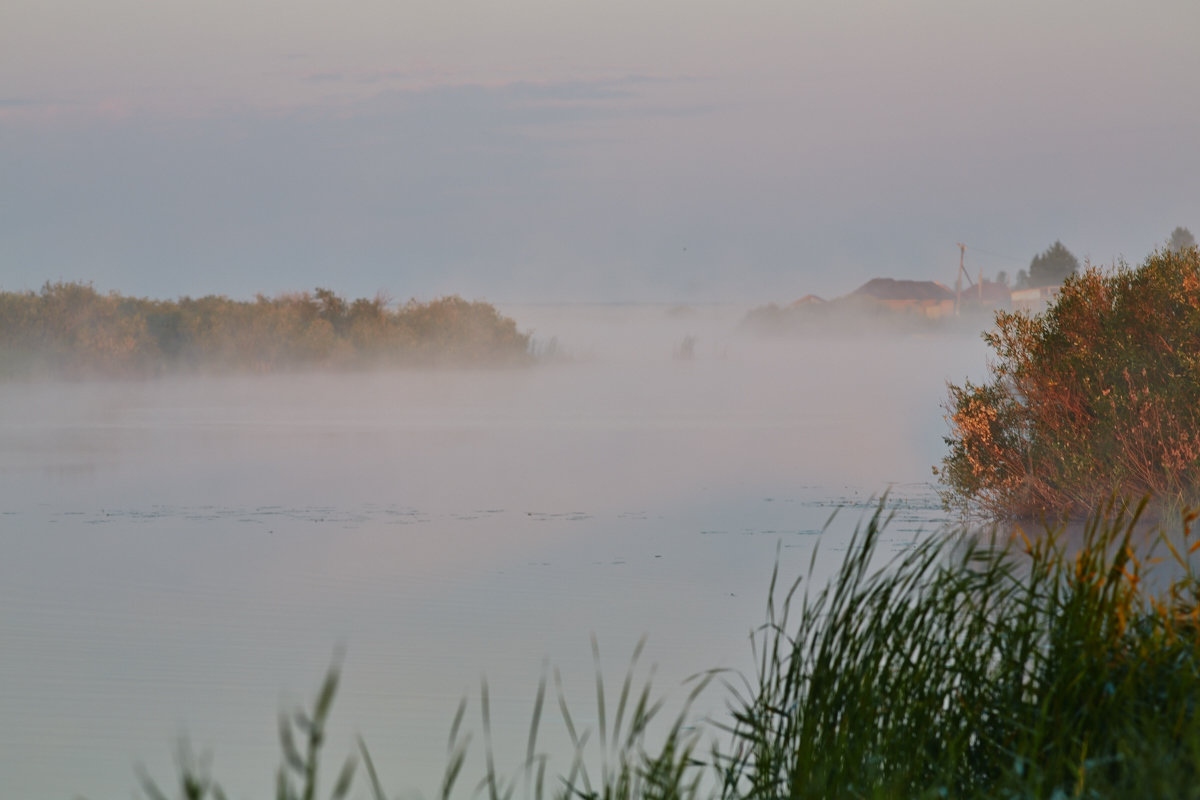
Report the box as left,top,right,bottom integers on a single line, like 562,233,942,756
938,245,1200,518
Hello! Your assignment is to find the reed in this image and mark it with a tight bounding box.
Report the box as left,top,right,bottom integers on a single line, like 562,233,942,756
130,499,1200,800
717,498,1200,799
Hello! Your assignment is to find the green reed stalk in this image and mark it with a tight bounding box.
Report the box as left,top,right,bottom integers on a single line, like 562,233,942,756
132,499,1200,800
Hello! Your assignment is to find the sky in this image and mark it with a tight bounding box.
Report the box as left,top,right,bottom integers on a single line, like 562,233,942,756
3,0,1199,303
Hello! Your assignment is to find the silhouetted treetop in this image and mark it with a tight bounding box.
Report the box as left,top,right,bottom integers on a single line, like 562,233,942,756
1027,240,1079,288
1170,226,1196,253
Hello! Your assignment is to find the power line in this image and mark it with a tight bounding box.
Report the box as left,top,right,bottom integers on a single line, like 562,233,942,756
959,243,1027,265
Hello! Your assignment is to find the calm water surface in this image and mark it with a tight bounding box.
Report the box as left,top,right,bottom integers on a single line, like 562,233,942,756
0,305,990,799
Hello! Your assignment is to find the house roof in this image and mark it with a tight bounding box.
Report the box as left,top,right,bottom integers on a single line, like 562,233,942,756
850,278,955,302
789,294,826,306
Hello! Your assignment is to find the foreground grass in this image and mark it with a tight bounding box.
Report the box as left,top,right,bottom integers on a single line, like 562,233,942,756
136,499,1200,800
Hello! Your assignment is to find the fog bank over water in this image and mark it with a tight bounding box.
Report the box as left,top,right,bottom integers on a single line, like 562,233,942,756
503,303,989,490
0,304,991,799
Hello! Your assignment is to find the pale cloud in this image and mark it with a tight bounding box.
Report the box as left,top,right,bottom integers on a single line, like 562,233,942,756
2,1,1199,302
1,76,721,300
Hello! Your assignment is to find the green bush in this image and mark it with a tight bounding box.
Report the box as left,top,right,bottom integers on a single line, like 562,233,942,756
938,246,1200,518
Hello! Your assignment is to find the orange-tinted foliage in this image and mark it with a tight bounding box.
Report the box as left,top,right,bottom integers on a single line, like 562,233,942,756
939,246,1200,518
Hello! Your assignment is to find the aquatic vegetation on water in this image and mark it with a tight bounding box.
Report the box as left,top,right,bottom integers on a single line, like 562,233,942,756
131,499,1200,800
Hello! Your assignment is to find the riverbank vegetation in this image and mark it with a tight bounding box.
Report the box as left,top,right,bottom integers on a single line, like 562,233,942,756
0,283,531,379
939,245,1200,519
132,500,1200,800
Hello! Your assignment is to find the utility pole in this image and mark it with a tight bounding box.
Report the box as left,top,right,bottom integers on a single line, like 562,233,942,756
956,242,966,315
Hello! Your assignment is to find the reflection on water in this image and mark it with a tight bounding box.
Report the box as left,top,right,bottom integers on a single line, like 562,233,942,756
0,306,990,799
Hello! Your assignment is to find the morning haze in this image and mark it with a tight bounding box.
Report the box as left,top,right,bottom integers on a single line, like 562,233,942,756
2,1,1199,798
1,304,991,798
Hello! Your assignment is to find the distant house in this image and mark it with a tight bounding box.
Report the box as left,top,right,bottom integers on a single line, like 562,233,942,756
959,279,1012,313
789,294,826,307
849,278,956,318
1011,286,1060,313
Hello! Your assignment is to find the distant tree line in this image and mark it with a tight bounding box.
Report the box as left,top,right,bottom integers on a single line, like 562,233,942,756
0,283,531,379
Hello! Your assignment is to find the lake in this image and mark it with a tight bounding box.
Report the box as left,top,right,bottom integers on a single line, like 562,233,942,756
0,304,991,799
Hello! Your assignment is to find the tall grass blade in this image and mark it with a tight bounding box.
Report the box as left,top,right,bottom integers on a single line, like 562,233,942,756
481,677,499,800
356,737,387,800
526,660,548,781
